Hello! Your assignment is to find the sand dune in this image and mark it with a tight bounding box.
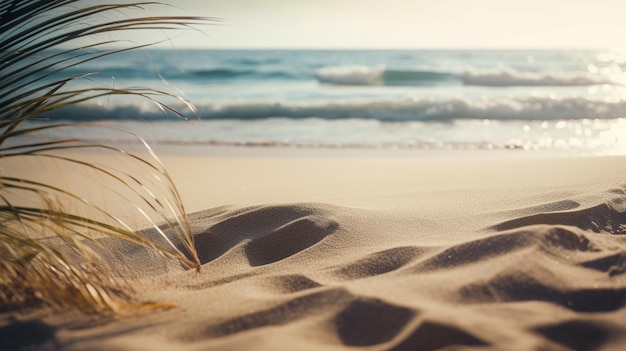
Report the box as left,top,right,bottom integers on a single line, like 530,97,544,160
3,153,626,350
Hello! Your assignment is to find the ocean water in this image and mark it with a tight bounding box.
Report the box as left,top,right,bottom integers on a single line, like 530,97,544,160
30,49,626,155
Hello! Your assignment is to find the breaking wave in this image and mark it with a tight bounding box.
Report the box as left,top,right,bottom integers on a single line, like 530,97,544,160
315,65,616,87
42,96,626,122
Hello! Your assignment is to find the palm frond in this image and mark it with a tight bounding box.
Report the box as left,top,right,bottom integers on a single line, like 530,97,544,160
0,0,212,313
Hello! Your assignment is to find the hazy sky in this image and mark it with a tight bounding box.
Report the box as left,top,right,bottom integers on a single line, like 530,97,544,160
152,0,626,49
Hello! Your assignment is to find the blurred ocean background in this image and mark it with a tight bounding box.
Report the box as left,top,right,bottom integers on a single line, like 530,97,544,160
32,49,626,155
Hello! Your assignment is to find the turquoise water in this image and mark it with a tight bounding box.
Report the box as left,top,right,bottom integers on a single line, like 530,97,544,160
31,49,626,154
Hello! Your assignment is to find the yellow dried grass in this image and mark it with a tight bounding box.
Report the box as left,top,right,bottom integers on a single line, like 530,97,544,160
0,0,211,313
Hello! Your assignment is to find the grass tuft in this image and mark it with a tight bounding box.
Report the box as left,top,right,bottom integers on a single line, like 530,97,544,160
0,0,211,313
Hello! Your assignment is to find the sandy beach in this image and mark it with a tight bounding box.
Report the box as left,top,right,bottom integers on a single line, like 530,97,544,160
4,147,626,350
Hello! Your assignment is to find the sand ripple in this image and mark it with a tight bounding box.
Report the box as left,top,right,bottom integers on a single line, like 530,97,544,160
169,193,626,350
12,188,626,350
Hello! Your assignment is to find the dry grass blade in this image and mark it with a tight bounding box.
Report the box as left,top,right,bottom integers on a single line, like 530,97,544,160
0,0,212,313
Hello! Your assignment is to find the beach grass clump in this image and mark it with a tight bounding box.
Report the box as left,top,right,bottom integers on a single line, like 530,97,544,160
0,0,208,313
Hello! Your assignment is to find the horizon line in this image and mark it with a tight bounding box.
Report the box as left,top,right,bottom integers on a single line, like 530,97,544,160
149,46,615,51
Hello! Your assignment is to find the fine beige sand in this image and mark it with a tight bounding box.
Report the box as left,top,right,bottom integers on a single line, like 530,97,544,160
4,148,626,350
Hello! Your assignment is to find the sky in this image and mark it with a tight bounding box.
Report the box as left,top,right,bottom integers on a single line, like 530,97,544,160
146,0,626,50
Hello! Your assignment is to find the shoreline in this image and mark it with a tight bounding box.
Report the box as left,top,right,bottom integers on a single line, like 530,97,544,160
152,142,620,159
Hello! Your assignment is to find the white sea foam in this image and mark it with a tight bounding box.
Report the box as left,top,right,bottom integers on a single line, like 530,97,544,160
197,97,626,121
315,65,386,85
44,96,626,122
461,68,615,87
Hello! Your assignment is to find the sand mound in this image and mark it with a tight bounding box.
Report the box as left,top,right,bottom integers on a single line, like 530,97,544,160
4,155,626,351
86,194,620,351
